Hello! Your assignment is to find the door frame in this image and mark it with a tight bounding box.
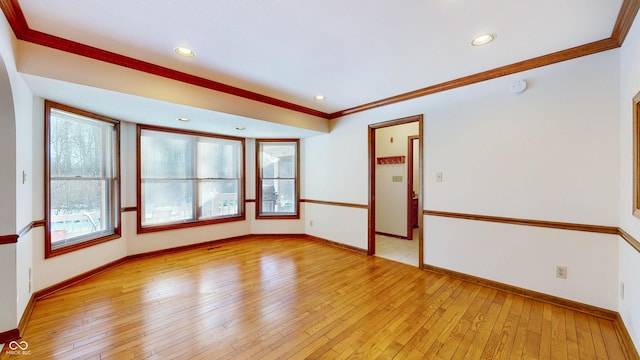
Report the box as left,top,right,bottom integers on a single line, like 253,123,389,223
406,135,420,240
368,114,424,269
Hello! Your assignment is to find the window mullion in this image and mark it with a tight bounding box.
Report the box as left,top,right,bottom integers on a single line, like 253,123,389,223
193,138,199,220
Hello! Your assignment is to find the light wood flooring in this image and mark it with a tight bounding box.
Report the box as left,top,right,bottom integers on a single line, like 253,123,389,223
2,236,630,359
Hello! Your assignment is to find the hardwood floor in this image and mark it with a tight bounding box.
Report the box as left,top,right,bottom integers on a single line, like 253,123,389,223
2,236,630,359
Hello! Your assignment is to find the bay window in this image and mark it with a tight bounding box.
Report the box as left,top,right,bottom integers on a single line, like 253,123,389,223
138,125,244,232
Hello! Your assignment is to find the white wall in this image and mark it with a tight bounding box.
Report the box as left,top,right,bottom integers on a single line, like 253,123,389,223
302,125,369,248
0,51,16,235
304,203,368,250
0,36,18,336
618,10,640,350
425,216,618,309
304,49,620,309
14,67,34,328
305,117,369,205
421,55,619,225
0,244,16,333
0,11,33,335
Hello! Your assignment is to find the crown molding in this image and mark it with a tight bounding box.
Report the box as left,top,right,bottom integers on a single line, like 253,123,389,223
329,38,619,119
612,0,640,46
1,0,638,119
0,0,329,119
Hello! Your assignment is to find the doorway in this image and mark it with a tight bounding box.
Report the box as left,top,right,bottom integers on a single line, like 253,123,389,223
368,115,423,268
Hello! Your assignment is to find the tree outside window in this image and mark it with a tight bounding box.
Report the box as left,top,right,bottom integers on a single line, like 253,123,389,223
45,101,120,257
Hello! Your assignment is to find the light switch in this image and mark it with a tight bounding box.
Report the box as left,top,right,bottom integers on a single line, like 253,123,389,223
436,172,443,182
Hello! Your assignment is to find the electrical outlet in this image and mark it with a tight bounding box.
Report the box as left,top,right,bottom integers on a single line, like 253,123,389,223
556,266,567,279
621,282,625,300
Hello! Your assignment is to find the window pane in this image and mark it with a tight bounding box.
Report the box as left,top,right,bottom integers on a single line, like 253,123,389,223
261,179,296,214
50,109,112,178
141,131,193,179
139,126,245,231
197,138,240,179
50,179,109,248
199,180,240,218
260,143,296,178
141,180,194,225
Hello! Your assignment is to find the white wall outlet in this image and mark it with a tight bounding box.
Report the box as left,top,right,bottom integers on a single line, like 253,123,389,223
556,265,567,279
621,281,625,300
436,172,443,182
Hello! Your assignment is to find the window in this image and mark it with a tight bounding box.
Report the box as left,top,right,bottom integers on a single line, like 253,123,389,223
256,139,300,218
45,101,120,257
138,125,245,232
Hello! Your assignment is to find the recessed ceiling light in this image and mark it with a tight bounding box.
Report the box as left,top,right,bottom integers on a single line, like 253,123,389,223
314,95,326,101
177,117,190,122
471,33,496,46
235,126,246,131
174,47,196,57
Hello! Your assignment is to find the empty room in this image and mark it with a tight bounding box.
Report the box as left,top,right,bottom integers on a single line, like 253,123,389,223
1,0,640,358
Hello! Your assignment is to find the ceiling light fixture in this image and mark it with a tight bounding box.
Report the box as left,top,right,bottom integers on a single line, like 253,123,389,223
235,126,246,131
177,117,190,122
471,33,496,46
174,47,196,57
314,95,326,101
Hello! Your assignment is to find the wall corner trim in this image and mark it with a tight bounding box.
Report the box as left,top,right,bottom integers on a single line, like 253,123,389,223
618,228,640,253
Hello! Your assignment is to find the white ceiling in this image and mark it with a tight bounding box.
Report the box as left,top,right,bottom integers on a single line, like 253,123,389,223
14,0,624,136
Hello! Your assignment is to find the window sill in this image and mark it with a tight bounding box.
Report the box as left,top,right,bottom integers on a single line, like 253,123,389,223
137,215,245,234
256,214,300,220
46,232,121,258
